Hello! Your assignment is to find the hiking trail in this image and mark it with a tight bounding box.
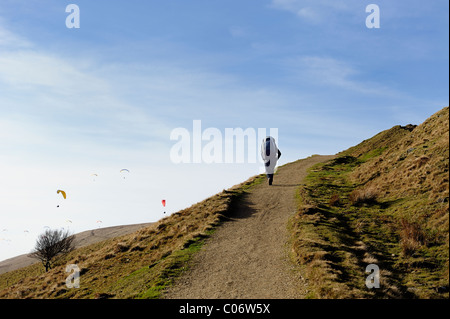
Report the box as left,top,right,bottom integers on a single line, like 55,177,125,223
163,155,335,299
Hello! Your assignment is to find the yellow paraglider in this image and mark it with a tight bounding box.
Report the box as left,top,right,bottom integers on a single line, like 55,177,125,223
57,190,67,199
56,190,66,207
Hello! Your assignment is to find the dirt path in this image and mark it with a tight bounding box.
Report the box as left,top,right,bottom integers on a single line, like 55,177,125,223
163,155,335,299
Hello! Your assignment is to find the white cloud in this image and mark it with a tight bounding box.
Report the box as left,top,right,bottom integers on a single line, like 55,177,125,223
270,0,301,12
268,1,322,23
270,0,353,12
269,0,356,23
299,56,358,86
284,56,401,96
296,7,320,22
0,50,108,96
0,23,32,48
229,26,248,38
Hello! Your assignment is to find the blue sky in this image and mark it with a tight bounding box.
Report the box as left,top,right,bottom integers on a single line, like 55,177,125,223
0,0,448,261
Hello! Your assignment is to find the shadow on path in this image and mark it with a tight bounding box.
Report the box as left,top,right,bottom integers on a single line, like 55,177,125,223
225,193,258,220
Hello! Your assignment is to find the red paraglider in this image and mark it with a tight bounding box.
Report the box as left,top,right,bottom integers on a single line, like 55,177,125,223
162,199,166,214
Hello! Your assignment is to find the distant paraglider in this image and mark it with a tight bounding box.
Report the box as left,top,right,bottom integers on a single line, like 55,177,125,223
162,199,166,214
57,190,66,199
120,169,130,179
57,189,66,207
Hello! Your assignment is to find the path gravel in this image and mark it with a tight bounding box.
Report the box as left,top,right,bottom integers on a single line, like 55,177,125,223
163,155,334,299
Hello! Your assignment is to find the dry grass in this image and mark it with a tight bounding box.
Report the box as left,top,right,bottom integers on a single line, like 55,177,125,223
292,106,449,299
348,187,377,206
0,175,264,299
399,218,427,257
349,107,449,203
329,193,341,207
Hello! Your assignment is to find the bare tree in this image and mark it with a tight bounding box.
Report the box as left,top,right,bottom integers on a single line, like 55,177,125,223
29,228,75,272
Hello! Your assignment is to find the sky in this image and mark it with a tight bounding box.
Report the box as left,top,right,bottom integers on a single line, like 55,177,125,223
0,0,448,262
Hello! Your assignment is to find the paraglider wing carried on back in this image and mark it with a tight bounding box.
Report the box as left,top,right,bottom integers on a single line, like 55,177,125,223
260,137,279,164
260,137,280,174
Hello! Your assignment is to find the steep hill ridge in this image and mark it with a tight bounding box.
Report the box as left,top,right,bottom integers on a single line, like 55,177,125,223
348,106,448,202
291,106,448,298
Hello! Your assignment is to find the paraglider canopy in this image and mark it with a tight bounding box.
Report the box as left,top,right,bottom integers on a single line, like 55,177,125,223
56,190,67,207
57,190,66,199
120,169,130,179
162,199,167,214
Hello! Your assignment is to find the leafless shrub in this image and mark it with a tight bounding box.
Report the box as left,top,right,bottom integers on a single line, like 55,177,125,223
29,229,75,272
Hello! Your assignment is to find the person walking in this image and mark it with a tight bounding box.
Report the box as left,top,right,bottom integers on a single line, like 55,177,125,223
260,136,281,185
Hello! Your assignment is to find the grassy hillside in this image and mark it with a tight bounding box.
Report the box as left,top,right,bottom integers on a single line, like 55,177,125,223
0,175,263,299
291,106,449,298
1,107,447,299
0,223,153,275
